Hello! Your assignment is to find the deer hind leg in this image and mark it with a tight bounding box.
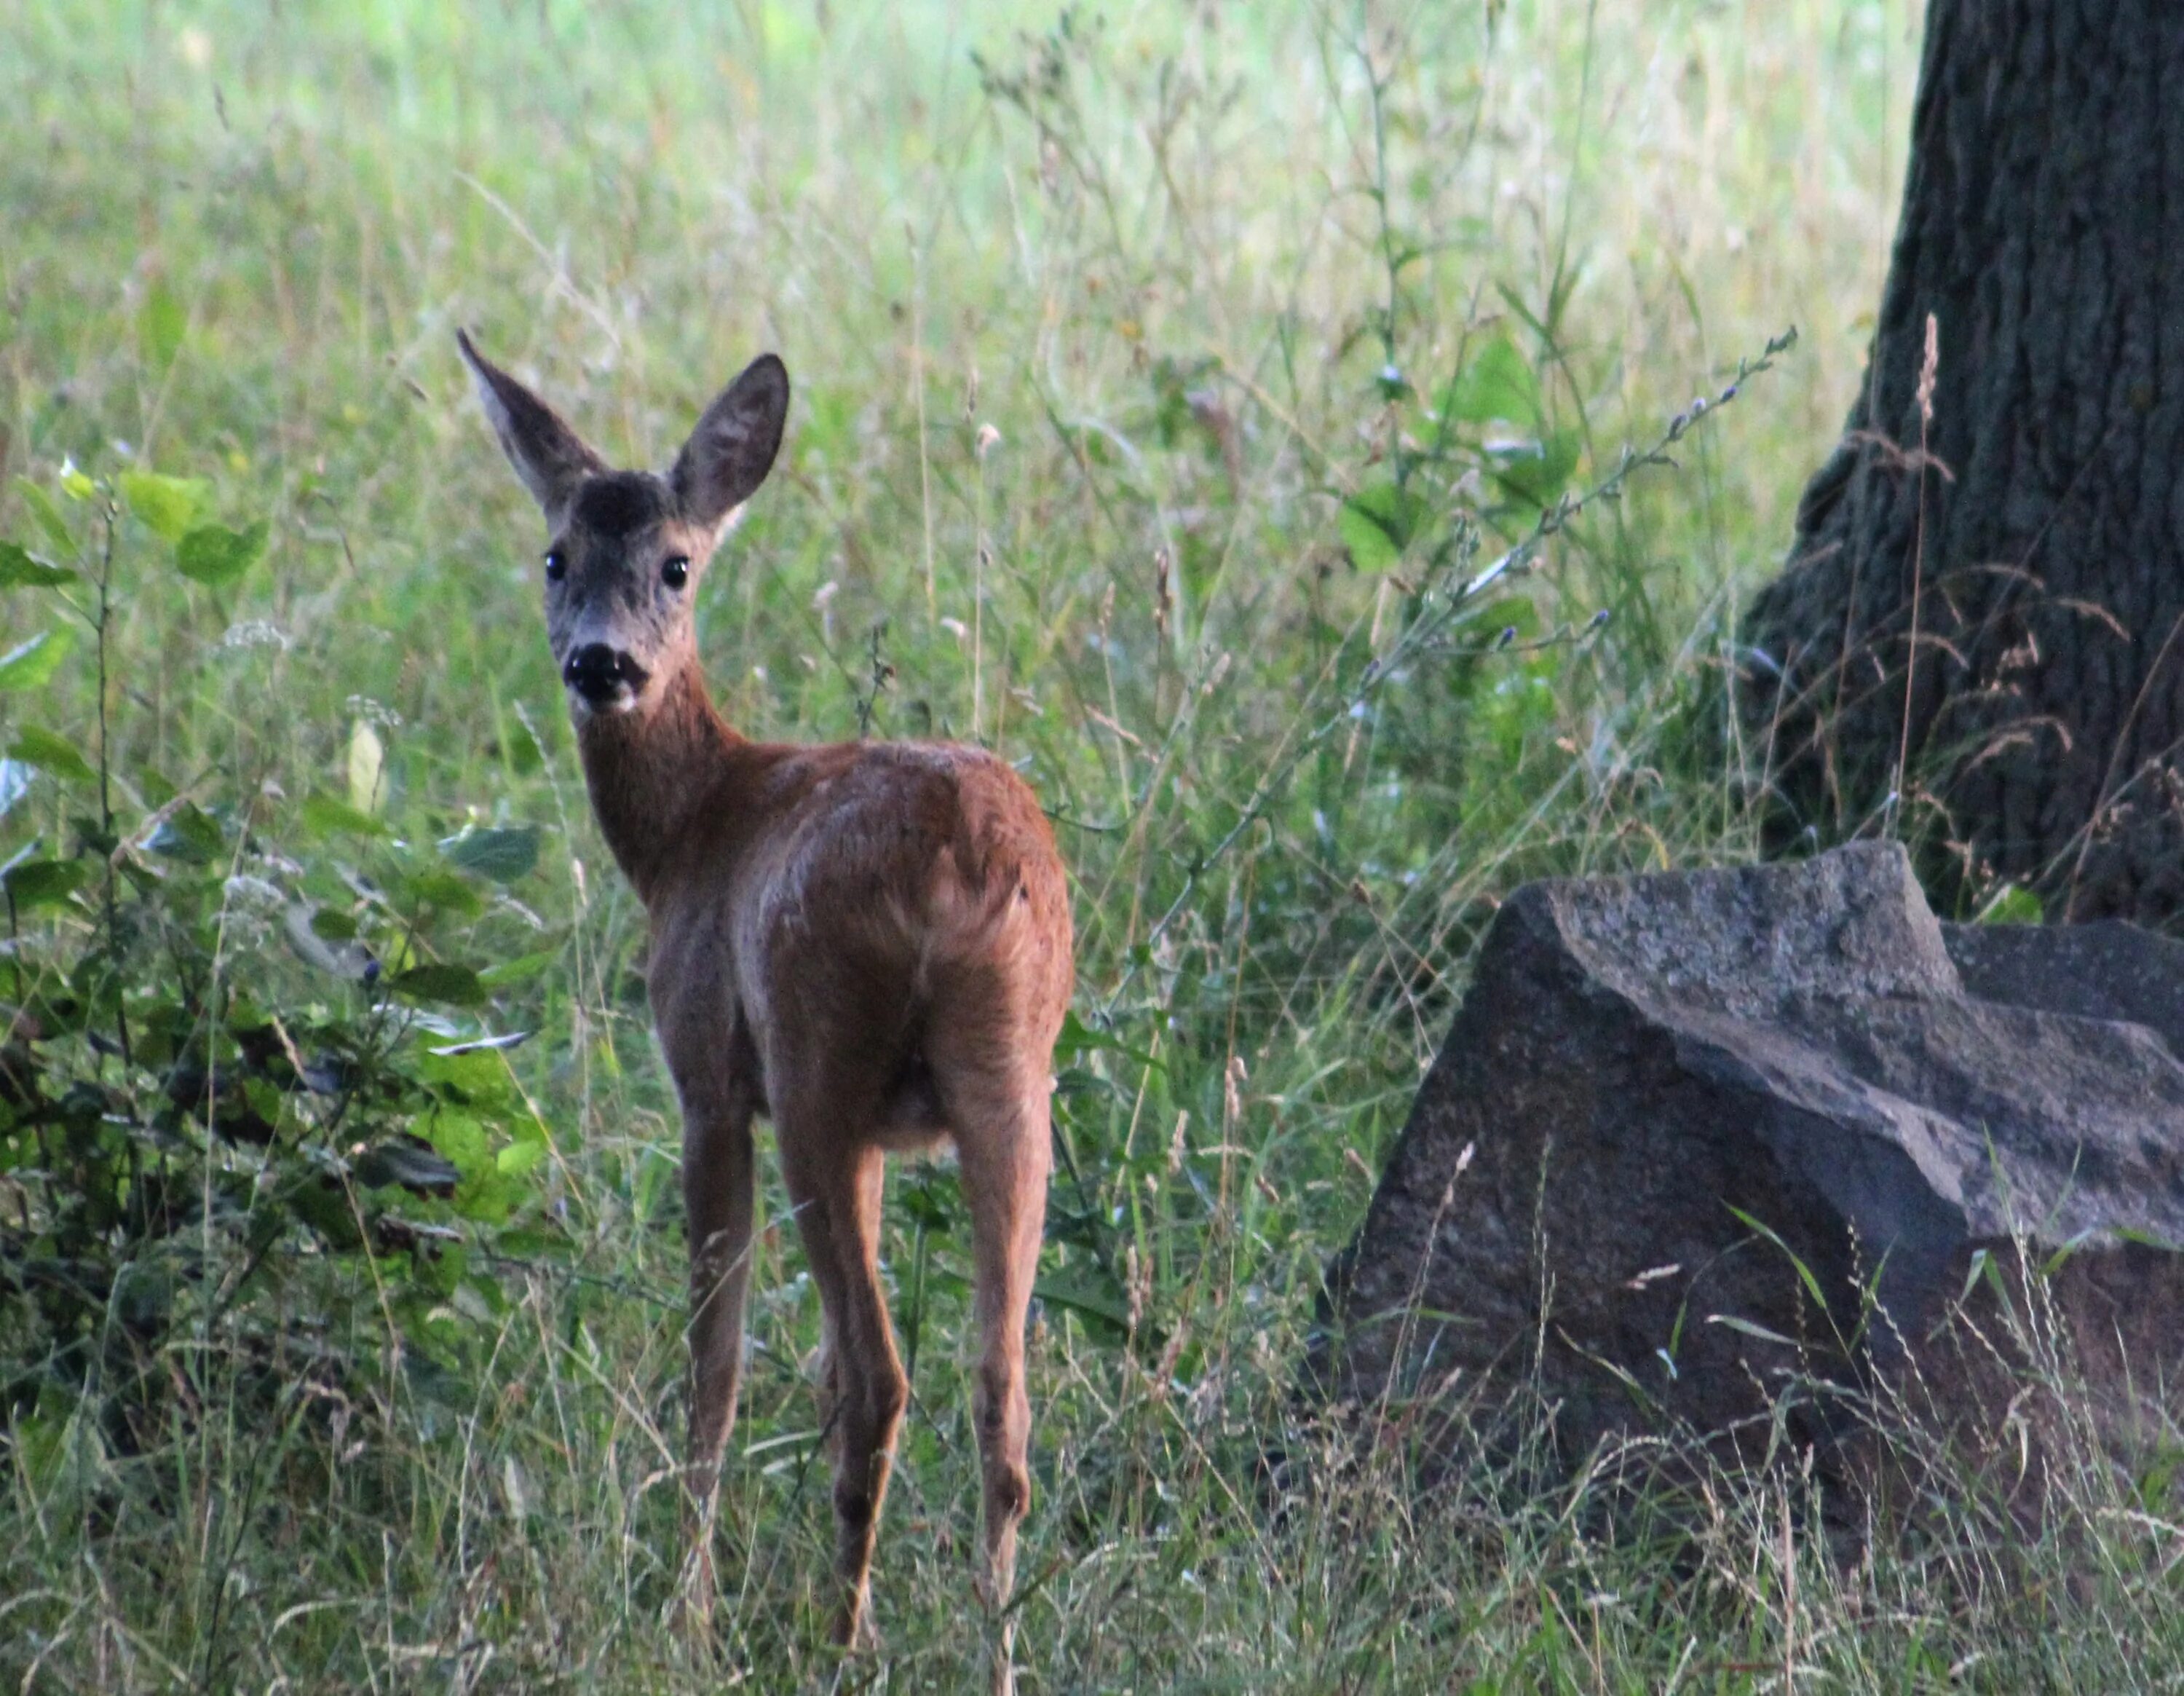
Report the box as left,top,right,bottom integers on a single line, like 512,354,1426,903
676,1081,757,1622
935,1049,1053,1696
782,1130,906,1650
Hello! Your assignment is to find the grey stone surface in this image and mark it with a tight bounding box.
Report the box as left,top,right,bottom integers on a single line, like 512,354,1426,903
1942,918,2184,1062
1312,843,2184,1484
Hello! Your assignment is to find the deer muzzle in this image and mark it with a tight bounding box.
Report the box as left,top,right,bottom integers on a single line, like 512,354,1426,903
563,643,650,710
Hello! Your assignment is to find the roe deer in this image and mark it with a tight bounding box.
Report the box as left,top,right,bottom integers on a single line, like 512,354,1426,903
459,331,1072,1688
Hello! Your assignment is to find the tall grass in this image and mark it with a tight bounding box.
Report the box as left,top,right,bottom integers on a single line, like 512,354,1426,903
18,3,2180,1691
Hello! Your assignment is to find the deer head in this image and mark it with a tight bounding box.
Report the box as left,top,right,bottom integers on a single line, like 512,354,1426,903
457,331,789,719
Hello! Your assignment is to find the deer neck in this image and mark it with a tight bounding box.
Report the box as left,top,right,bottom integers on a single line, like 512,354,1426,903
573,659,740,907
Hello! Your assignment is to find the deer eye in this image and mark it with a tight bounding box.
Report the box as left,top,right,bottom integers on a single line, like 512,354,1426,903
662,554,690,591
543,548,567,583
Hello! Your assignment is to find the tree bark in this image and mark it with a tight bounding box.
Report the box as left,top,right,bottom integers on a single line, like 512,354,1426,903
1742,0,2184,923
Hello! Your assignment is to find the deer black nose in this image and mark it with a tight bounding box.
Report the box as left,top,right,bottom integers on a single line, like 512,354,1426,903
563,644,646,703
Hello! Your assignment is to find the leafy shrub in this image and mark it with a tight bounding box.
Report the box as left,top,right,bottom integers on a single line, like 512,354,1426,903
1,466,558,1454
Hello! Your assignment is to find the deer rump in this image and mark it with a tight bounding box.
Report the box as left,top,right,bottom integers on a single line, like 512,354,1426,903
660,740,1066,1156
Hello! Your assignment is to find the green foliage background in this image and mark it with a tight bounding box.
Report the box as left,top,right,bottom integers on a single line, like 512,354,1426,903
12,3,2172,1692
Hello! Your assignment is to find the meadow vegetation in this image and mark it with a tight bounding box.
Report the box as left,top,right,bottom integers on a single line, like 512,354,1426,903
9,1,2179,1689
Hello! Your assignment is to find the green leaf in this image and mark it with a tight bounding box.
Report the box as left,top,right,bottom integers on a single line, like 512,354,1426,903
1057,1009,1164,1073
15,479,74,553
450,1172,526,1227
387,963,487,1009
500,714,545,776
175,520,269,588
7,726,94,784
425,1111,493,1182
478,948,559,990
285,1182,360,1254
495,1139,547,1178
1467,595,1541,644
399,867,486,923
1704,1313,1799,1349
138,279,187,373
1034,1268,1134,1339
416,1047,518,1110
1957,1246,1993,1307
440,825,539,883
1442,336,1539,426
900,1167,964,1234
1337,480,1425,572
401,1346,470,1406
1,857,90,911
347,719,384,814
301,792,387,837
2041,1231,2096,1280
426,1030,532,1058
355,1136,461,1197
282,903,376,981
0,627,78,692
58,461,95,502
118,470,210,544
1490,430,1580,508
146,801,226,865
1979,885,2043,926
0,540,74,588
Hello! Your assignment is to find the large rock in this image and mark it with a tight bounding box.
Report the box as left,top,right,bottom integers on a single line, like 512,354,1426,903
1312,843,2184,1488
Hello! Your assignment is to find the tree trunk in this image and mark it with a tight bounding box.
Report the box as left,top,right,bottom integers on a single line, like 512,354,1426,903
1742,0,2184,923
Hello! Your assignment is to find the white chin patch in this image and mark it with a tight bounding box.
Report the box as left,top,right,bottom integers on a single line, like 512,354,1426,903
569,685,640,717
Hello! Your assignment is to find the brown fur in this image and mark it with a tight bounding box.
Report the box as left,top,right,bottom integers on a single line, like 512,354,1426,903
459,333,1072,1690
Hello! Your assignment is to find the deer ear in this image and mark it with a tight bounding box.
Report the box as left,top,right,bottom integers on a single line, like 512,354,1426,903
670,354,789,539
456,329,606,520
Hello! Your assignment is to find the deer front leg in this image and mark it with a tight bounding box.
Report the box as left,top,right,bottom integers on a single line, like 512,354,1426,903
678,1087,757,1621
